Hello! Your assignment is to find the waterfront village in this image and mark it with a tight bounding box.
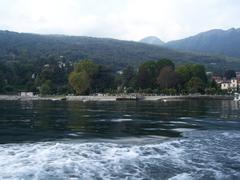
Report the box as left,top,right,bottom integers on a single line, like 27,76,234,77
2,58,240,100
18,68,240,99
211,72,240,92
16,71,240,100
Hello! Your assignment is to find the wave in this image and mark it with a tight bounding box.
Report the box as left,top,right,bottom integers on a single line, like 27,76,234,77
0,131,240,179
111,118,133,122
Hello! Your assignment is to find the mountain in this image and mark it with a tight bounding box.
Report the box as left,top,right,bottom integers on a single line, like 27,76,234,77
0,30,240,71
140,36,164,46
165,28,240,58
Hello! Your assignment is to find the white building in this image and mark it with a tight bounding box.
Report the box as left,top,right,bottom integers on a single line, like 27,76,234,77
221,79,238,91
20,92,34,97
221,83,230,90
230,79,238,89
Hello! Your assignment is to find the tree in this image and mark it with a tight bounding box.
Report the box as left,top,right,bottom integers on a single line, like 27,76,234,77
157,66,180,89
40,80,52,95
74,60,99,77
137,61,158,89
187,77,205,94
177,64,207,83
176,65,192,84
121,65,136,88
69,71,90,95
136,59,175,89
69,60,101,94
224,70,236,80
191,64,207,83
92,65,115,93
208,79,218,89
176,64,208,93
156,59,175,72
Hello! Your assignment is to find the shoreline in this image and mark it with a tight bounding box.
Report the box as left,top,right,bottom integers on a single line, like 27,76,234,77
0,95,234,102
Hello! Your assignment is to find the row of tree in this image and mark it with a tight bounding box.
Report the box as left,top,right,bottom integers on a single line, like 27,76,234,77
0,58,225,95
68,59,220,95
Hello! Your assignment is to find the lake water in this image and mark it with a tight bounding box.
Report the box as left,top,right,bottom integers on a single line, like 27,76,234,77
0,100,240,179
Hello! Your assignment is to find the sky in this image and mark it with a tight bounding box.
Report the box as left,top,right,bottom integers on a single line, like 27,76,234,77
0,0,239,42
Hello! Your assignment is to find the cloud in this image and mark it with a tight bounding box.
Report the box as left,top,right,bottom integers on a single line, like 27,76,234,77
0,0,239,41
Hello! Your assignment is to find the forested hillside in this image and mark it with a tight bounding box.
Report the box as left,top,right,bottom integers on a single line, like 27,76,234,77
0,30,239,71
166,28,240,58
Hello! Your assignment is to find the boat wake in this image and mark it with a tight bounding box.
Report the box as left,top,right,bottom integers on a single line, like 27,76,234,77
0,131,240,180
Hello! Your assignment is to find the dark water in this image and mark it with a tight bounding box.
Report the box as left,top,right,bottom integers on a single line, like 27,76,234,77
0,100,240,179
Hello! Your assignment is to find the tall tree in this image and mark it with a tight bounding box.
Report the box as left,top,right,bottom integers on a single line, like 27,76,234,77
177,64,207,83
187,77,205,94
156,59,175,73
136,59,175,89
157,66,180,89
191,64,207,83
93,65,115,93
40,80,52,95
74,60,99,77
137,61,158,89
121,65,136,88
69,60,101,94
176,65,192,84
69,71,90,95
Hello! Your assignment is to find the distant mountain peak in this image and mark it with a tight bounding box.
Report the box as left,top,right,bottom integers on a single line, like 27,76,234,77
140,36,165,46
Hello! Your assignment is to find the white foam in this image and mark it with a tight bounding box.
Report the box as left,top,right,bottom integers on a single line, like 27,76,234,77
222,132,240,138
111,118,132,122
179,117,192,120
169,121,190,125
0,142,156,179
68,133,79,137
173,128,195,132
169,173,193,180
0,140,187,179
0,131,240,179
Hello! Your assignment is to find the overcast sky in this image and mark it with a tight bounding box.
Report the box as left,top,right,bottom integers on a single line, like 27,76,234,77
0,0,239,41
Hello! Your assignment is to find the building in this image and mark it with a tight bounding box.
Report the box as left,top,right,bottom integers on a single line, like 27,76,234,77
230,79,238,89
212,76,223,84
221,82,229,90
20,92,34,97
220,78,238,91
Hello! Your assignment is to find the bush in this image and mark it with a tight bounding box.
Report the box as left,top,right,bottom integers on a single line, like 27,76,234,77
161,88,177,95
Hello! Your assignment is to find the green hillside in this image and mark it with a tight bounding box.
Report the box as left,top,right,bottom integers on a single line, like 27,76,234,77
0,30,240,71
166,28,240,58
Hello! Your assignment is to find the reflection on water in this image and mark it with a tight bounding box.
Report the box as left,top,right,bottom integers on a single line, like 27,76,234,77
0,100,240,143
220,100,240,118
